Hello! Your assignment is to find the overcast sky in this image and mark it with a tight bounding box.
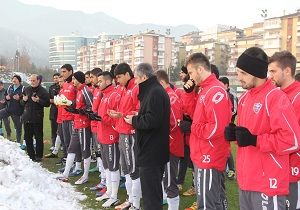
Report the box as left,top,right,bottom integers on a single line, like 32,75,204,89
20,0,300,30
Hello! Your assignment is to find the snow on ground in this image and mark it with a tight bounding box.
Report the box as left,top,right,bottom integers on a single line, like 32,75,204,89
0,137,86,210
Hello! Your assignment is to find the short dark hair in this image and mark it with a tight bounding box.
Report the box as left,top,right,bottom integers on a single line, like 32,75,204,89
114,63,134,78
155,70,169,84
85,71,91,76
61,64,73,72
90,68,102,76
295,73,300,81
99,71,113,81
219,77,229,85
53,73,60,77
185,52,210,71
269,51,297,76
110,64,118,78
135,63,154,78
181,65,188,74
210,64,219,79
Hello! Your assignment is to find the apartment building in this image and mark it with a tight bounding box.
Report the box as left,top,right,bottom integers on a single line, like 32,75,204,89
281,11,300,73
76,31,178,72
77,43,97,72
49,36,96,71
186,40,230,75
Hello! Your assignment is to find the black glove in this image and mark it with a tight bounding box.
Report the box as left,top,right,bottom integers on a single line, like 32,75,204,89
235,126,257,147
224,123,236,141
87,112,102,121
179,120,192,133
77,108,86,115
183,79,196,93
183,114,192,122
65,107,79,114
84,108,93,114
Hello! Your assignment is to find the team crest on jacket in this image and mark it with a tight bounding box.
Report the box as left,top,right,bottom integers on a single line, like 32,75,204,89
212,92,224,104
253,103,262,114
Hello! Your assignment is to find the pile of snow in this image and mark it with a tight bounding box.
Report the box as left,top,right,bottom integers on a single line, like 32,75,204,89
0,137,86,210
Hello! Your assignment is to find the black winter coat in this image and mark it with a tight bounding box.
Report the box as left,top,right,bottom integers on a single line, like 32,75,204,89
132,76,170,167
21,85,50,123
49,83,60,120
5,84,25,116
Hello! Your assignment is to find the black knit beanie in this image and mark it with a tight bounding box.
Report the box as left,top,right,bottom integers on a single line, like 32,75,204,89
13,75,22,83
73,71,85,84
236,47,268,79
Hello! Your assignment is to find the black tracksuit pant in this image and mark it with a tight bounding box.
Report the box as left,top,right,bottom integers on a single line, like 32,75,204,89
24,122,44,160
139,165,164,210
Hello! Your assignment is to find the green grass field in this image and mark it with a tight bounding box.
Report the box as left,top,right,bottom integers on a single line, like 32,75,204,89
4,108,239,209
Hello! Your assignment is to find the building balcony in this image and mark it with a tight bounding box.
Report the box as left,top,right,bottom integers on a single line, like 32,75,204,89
264,34,281,40
124,49,132,53
264,45,281,50
124,55,131,60
135,46,144,50
134,54,144,58
134,61,142,65
264,24,281,30
158,39,165,44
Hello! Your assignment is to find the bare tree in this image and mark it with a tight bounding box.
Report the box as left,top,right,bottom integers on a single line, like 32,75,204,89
0,56,8,70
19,47,31,73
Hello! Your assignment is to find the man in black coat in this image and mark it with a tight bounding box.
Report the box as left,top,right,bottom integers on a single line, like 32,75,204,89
21,74,50,162
124,63,170,210
48,73,60,150
0,75,25,144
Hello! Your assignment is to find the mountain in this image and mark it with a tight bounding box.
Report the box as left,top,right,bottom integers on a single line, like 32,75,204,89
0,27,48,67
0,0,198,66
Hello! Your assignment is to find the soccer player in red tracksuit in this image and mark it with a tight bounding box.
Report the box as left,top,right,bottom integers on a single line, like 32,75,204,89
108,63,142,210
95,71,121,208
88,68,108,192
225,47,300,210
58,71,93,185
268,51,300,210
156,70,184,210
176,66,197,203
59,64,82,173
184,53,232,210
45,76,65,158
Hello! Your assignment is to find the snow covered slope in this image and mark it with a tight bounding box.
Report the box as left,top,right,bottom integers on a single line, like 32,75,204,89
0,137,86,210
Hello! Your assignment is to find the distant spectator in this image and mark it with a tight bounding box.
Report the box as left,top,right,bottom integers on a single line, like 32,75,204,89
110,64,118,78
0,75,25,146
219,76,238,181
211,64,220,79
0,81,11,138
85,71,92,88
48,73,60,150
219,77,237,122
179,65,189,82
